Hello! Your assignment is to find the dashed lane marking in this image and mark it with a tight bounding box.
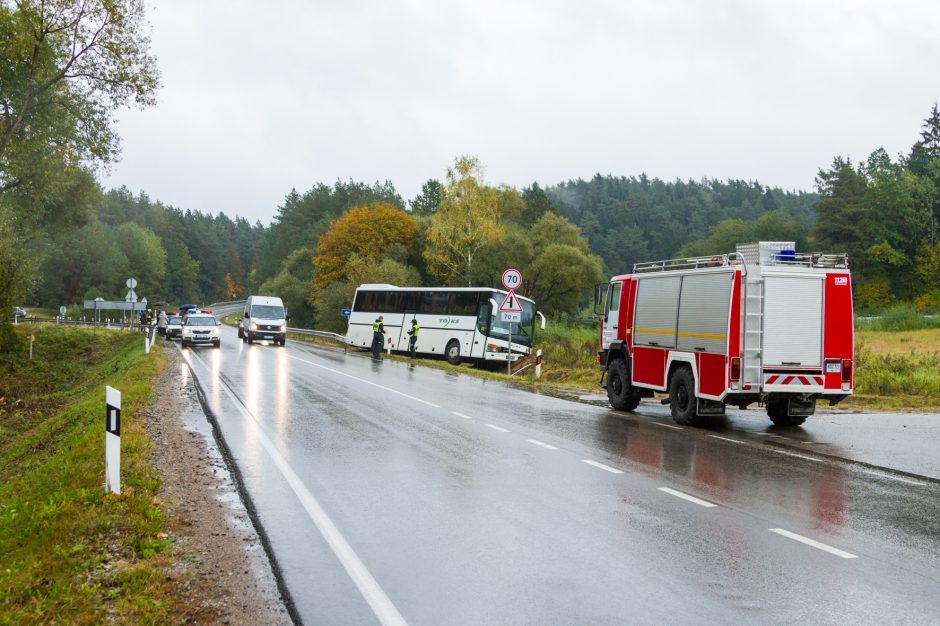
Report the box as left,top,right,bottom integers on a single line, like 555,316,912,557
485,423,510,433
452,412,473,419
769,528,858,559
708,435,744,445
582,460,624,474
650,422,683,430
772,449,825,463
289,355,440,408
527,439,558,450
185,352,409,625
657,487,717,508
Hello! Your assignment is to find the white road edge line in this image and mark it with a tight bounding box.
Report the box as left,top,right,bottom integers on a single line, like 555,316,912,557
709,435,744,444
485,423,510,433
657,487,717,508
650,422,683,430
860,469,927,486
527,439,558,450
582,459,624,474
289,355,440,408
452,411,473,420
769,528,858,559
185,353,409,626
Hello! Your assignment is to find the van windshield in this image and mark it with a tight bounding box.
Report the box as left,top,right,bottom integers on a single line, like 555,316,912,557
251,305,284,319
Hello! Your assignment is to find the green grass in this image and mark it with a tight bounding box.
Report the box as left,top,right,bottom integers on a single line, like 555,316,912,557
848,328,940,409
856,304,940,332
0,326,215,624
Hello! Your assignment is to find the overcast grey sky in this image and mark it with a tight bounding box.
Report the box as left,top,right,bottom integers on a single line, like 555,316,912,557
103,0,940,224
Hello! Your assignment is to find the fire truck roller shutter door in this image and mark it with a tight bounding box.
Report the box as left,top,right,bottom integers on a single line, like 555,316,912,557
633,276,680,349
677,272,733,354
763,276,823,368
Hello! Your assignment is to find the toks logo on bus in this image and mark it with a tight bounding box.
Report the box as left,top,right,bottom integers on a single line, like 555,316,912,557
439,317,459,327
834,276,848,286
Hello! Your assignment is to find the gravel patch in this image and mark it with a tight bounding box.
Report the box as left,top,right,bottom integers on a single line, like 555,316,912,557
145,347,292,625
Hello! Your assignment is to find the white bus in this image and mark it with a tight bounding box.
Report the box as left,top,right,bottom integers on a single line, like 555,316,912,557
347,284,538,365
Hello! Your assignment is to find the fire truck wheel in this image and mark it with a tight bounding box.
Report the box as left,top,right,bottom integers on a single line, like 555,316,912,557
669,367,705,426
607,359,640,411
767,398,808,427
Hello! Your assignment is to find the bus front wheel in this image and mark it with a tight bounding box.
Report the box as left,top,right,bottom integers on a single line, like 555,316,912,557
446,340,462,365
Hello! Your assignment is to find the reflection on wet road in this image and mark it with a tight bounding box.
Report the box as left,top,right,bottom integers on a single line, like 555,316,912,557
183,326,940,625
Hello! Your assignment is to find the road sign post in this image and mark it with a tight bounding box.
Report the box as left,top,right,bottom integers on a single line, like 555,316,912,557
105,386,121,494
499,270,525,374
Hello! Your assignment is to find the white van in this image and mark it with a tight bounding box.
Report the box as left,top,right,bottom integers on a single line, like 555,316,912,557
239,295,288,345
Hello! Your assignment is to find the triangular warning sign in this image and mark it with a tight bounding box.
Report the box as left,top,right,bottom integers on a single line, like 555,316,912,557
498,289,523,312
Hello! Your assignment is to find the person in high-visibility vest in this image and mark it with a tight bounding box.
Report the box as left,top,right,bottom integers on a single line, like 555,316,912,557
371,316,386,360
407,319,419,358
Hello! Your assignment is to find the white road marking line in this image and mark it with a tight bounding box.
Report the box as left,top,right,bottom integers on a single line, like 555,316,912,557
708,435,744,444
860,470,927,486
769,528,858,559
657,487,717,508
773,449,825,463
527,439,558,450
184,353,408,625
289,355,440,408
485,423,509,433
650,422,683,430
452,411,473,419
582,459,624,474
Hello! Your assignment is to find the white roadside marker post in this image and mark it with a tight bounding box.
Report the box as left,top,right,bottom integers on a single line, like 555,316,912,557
535,349,542,379
105,386,121,495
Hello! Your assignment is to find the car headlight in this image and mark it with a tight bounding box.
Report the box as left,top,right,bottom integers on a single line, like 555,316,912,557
279,324,286,332
251,323,258,330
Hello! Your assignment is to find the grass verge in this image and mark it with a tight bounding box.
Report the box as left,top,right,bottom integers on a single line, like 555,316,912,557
0,325,212,623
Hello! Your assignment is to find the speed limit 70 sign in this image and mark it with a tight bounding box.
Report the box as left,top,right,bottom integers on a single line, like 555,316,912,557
501,268,522,290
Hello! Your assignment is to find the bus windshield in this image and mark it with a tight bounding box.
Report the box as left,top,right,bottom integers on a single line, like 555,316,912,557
488,299,536,347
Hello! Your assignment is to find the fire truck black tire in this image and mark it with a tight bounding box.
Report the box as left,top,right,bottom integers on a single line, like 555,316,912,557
607,359,640,411
767,398,808,427
669,367,705,426
446,340,462,365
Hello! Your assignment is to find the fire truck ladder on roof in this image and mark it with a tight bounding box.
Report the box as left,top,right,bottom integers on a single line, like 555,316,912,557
743,277,763,387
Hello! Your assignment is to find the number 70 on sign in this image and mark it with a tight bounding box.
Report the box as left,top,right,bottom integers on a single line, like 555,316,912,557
502,268,521,289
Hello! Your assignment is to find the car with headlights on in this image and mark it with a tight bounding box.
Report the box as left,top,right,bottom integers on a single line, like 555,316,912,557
181,313,221,349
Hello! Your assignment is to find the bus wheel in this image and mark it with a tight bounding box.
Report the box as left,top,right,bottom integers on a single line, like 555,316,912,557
669,367,705,426
607,359,640,411
767,398,808,427
445,340,462,365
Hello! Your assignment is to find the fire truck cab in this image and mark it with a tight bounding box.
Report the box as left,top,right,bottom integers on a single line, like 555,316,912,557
598,242,854,427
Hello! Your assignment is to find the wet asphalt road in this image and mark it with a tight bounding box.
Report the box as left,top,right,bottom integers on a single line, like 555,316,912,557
181,326,940,625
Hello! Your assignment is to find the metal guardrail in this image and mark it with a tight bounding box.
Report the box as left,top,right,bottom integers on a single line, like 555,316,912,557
286,327,349,343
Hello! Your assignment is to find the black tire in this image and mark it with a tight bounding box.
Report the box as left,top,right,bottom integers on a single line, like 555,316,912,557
237,327,243,339
213,341,220,349
181,340,189,349
607,359,641,411
669,367,706,426
246,332,253,344
767,398,808,427
278,337,286,346
445,340,461,365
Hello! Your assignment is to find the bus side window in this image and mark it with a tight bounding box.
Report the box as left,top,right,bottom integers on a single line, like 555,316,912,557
477,302,491,335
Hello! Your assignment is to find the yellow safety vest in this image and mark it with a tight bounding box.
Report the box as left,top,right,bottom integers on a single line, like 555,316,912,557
373,320,382,333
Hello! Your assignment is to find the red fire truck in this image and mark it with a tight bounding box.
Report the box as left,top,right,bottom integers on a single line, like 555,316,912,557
598,242,854,426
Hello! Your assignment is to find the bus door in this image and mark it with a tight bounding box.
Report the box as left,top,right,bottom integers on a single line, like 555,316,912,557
398,308,417,350
472,300,493,357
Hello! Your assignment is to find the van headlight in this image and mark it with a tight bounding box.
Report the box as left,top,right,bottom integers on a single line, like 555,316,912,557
279,324,286,332
251,323,258,330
